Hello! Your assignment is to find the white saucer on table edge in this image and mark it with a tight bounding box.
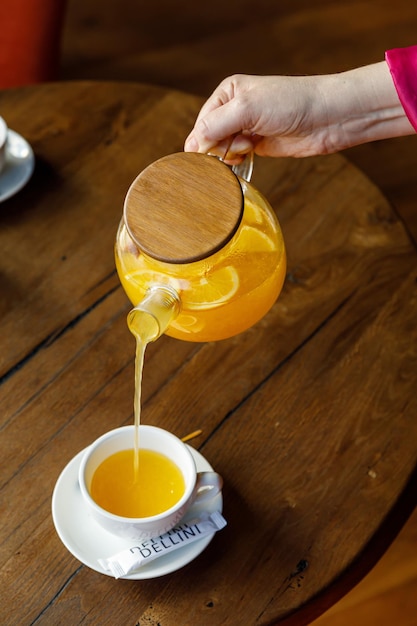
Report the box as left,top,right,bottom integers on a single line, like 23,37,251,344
52,445,223,580
0,130,35,203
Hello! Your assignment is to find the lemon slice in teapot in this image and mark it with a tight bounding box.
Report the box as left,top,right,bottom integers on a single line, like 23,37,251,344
187,265,239,309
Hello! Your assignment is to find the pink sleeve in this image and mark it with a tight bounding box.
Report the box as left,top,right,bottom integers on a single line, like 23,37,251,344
385,45,417,132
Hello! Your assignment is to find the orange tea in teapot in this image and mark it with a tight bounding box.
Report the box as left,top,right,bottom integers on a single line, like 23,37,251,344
115,153,286,343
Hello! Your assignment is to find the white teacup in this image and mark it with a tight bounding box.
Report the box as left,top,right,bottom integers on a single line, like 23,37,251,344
0,117,8,174
79,425,222,540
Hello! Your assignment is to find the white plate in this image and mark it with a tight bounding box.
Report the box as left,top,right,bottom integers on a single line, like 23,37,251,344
52,444,223,579
0,130,35,202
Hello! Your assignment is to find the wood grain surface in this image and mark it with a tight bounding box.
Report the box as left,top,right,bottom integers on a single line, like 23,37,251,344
0,79,417,625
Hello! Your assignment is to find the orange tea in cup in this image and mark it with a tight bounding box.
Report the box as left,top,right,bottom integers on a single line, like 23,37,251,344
90,448,186,518
79,425,222,539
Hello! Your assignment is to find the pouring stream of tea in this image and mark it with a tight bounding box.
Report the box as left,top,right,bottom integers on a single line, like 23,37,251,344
127,310,160,481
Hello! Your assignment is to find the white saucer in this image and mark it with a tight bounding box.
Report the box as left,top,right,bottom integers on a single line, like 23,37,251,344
52,444,223,579
0,130,35,203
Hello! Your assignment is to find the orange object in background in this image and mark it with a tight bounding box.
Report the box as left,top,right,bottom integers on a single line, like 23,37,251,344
0,0,66,89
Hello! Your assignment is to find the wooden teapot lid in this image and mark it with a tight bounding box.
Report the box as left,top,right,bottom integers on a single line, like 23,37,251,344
123,152,244,263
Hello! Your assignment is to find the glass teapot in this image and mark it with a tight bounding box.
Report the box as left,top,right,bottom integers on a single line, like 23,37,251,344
115,152,286,343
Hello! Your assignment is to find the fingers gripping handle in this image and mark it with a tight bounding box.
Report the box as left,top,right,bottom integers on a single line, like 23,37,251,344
232,152,254,182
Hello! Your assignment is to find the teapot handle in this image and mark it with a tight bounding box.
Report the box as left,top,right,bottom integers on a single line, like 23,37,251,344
232,152,253,183
207,145,254,183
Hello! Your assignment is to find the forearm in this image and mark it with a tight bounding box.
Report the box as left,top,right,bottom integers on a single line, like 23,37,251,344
185,52,417,160
315,61,415,153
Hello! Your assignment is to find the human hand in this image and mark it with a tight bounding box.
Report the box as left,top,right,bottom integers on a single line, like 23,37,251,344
184,74,337,161
184,65,413,161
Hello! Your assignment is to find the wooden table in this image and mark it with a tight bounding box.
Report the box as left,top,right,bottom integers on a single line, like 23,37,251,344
1,81,417,626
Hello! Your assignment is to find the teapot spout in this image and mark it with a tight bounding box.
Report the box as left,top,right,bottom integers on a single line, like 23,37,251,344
127,285,181,343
